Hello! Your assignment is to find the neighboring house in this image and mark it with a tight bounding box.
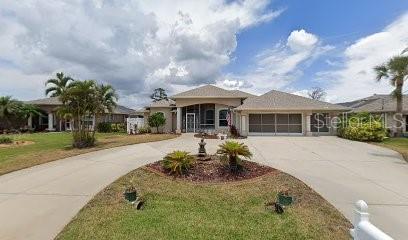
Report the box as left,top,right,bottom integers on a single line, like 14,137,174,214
144,85,349,136
339,94,408,135
25,97,141,131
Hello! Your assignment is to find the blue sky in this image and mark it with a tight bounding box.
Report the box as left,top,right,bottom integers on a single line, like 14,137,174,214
228,0,408,93
1,0,408,107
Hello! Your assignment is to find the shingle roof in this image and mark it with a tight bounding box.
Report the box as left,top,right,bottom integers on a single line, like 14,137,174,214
235,90,349,111
25,97,61,105
339,94,408,113
171,85,253,99
149,99,176,108
26,97,136,115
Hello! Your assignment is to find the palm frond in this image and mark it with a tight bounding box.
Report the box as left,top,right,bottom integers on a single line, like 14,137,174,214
374,64,388,82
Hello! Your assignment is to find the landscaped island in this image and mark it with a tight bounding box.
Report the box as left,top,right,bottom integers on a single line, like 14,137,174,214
56,141,351,240
56,167,351,240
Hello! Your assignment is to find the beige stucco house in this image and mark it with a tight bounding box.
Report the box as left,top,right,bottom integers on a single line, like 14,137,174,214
145,85,349,136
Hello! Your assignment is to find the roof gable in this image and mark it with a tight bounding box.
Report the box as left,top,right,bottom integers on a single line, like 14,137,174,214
171,85,253,99
236,90,349,111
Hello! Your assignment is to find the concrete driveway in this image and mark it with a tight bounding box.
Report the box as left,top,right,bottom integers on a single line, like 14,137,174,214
246,136,408,239
0,134,407,239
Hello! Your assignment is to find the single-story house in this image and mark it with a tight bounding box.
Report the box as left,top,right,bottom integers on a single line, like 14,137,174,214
25,97,142,131
144,85,349,136
339,94,408,135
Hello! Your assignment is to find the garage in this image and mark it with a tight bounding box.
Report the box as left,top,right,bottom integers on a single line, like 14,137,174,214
248,113,302,135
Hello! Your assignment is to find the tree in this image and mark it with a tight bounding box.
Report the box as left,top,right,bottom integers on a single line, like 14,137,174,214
0,96,41,130
148,112,166,133
150,88,168,102
308,87,326,100
58,80,117,148
375,55,408,137
216,141,252,173
0,96,20,129
45,72,74,97
95,84,118,122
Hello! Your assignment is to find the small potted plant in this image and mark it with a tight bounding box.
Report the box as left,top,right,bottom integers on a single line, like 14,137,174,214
123,186,137,202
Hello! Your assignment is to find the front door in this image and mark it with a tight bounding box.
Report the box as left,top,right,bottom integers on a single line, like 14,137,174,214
186,113,195,132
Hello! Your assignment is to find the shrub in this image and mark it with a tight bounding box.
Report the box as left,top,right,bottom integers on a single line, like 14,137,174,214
337,113,386,142
0,136,13,144
72,132,95,148
148,112,166,133
97,122,112,133
162,150,195,175
111,123,125,133
217,141,252,173
138,126,151,134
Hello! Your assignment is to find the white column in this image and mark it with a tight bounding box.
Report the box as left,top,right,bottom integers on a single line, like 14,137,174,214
92,115,96,131
27,114,32,129
306,113,311,136
47,112,55,131
176,107,182,133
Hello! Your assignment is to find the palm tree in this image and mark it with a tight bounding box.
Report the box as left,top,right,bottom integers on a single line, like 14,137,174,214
97,84,118,113
0,96,20,129
217,141,252,173
45,72,74,97
375,55,408,137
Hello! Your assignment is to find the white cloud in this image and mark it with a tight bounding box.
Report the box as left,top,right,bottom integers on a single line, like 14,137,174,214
324,12,408,103
287,29,318,52
220,29,332,95
0,0,282,108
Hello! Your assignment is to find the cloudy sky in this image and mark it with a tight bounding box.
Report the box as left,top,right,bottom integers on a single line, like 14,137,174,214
1,0,408,108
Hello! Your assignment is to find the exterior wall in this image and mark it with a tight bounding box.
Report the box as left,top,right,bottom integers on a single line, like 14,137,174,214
149,107,173,133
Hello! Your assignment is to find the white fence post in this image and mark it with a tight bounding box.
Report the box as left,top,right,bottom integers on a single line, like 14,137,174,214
350,200,394,240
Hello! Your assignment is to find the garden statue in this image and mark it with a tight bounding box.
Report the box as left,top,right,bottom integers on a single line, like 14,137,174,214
198,138,207,157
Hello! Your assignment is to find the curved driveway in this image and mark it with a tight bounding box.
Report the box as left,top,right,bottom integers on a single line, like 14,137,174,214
0,134,407,239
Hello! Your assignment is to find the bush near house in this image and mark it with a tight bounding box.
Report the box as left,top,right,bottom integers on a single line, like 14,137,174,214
96,122,112,133
148,112,166,133
337,112,386,142
138,126,151,134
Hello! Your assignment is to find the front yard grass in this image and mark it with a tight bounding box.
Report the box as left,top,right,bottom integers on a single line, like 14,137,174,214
375,137,408,161
0,132,177,176
56,168,351,240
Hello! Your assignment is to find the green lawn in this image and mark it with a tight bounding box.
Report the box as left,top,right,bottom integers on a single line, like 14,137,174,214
376,137,408,161
0,132,177,175
56,168,351,240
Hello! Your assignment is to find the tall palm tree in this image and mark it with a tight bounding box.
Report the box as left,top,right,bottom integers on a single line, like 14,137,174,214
375,55,408,137
45,72,74,97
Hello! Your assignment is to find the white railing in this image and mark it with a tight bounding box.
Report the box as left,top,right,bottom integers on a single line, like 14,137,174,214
350,200,394,240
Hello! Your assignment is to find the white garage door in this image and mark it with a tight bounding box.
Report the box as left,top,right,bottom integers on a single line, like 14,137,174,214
248,114,302,135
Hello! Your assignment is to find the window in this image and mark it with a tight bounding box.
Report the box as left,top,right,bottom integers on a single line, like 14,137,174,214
205,109,214,125
219,109,229,127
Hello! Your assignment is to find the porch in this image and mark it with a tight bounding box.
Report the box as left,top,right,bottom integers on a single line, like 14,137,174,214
175,104,231,133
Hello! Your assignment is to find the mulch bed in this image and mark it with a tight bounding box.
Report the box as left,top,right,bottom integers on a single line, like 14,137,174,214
146,155,276,183
193,133,219,139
